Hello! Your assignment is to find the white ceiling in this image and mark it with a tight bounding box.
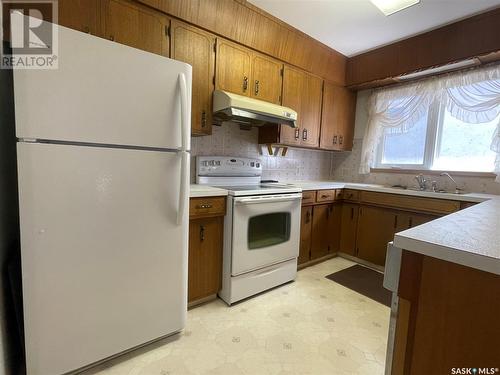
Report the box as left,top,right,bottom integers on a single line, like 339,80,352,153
248,0,500,57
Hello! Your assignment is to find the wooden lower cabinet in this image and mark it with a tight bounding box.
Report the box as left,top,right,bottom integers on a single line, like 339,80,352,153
188,216,223,303
339,202,359,256
356,205,439,266
356,205,397,266
298,206,313,265
311,203,340,260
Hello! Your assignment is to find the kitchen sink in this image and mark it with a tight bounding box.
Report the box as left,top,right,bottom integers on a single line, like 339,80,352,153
389,185,467,195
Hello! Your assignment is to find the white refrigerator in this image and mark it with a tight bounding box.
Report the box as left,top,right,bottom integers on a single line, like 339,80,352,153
13,23,192,375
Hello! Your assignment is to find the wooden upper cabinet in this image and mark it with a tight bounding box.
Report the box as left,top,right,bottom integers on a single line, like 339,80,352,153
320,82,356,151
279,66,304,146
216,39,252,96
300,72,322,148
58,0,101,35
102,0,169,56
250,53,283,104
171,20,215,136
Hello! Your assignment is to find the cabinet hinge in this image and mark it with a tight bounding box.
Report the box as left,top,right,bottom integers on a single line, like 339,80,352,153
165,25,170,37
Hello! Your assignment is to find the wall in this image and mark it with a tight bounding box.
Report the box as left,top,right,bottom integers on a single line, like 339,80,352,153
191,122,333,182
330,91,500,195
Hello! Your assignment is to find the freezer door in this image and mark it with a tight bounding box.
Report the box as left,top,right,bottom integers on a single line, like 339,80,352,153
13,23,191,151
17,142,189,375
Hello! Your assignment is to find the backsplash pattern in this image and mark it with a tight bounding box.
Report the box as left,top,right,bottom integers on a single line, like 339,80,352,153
330,140,500,195
191,123,333,182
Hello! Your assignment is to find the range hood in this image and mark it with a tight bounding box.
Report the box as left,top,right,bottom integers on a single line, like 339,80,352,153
213,90,297,128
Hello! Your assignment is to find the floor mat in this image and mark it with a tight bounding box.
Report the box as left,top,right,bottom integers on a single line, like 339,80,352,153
325,265,392,307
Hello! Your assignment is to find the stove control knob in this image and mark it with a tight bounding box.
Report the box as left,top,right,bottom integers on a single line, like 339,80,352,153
256,162,260,168
250,162,255,167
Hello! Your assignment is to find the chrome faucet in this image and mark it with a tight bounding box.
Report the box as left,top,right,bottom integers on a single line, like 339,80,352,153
440,172,461,194
414,174,428,190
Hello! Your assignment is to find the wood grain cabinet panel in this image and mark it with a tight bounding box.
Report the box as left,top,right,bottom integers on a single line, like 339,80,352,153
319,83,356,151
299,206,313,265
58,0,101,35
189,197,226,218
188,216,223,302
311,204,339,259
316,189,336,203
356,205,397,266
279,66,304,146
259,65,323,148
300,72,322,148
301,191,316,206
339,202,359,256
250,53,283,104
171,20,215,136
216,39,252,96
102,0,169,56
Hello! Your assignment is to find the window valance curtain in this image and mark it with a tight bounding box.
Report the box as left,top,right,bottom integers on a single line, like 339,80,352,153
360,63,500,181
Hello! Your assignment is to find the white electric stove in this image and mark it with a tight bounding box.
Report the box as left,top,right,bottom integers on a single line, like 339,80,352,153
196,156,302,304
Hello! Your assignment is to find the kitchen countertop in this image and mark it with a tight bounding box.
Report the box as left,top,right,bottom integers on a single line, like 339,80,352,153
190,180,500,275
190,184,228,198
278,180,493,203
282,180,500,275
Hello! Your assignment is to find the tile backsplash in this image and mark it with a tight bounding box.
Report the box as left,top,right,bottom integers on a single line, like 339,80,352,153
190,122,333,182
330,139,500,195
191,122,500,195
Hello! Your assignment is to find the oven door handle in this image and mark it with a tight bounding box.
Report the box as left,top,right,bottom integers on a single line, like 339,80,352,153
235,193,302,205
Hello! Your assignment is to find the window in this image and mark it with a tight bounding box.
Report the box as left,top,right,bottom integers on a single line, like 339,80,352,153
376,102,499,173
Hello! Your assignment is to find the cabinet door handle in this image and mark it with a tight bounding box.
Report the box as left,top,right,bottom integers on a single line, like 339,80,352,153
409,217,413,228
333,135,338,145
243,76,248,91
196,203,213,209
339,136,343,145
294,128,300,140
302,129,308,141
254,80,259,95
305,210,311,224
351,207,354,220
200,225,205,241
201,110,207,128
394,215,398,229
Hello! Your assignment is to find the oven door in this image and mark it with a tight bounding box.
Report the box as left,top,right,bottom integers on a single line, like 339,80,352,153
231,193,301,276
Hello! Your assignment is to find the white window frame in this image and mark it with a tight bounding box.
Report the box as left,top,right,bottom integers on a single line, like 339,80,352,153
374,100,495,173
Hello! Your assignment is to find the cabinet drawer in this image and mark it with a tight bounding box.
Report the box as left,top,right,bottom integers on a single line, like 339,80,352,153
316,189,336,202
301,191,316,205
360,191,460,215
338,189,359,202
190,197,226,218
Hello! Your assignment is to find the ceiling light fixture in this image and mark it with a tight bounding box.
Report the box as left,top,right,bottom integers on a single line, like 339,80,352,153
370,0,420,16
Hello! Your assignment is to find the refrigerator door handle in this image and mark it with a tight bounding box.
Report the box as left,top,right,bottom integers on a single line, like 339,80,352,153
179,73,189,151
177,151,189,225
